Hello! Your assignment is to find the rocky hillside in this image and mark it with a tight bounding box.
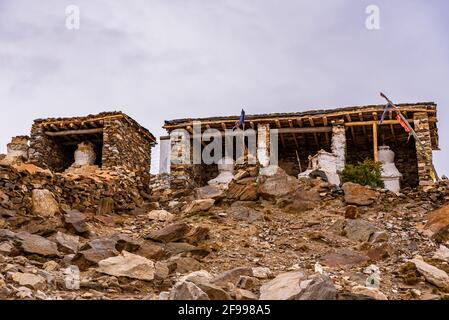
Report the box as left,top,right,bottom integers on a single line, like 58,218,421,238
1,162,449,300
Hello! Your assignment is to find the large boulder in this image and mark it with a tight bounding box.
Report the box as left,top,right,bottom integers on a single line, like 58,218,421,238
97,251,155,281
342,182,379,206
258,168,299,200
424,204,449,243
259,271,306,300
31,189,59,217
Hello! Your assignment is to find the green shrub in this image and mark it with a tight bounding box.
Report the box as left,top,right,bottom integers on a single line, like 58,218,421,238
342,159,384,188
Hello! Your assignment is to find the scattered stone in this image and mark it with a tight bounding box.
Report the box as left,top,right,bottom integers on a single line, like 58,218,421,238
258,169,299,200
195,185,225,201
54,231,80,254
229,205,263,223
252,267,272,279
179,270,214,285
198,282,232,300
235,288,258,300
173,256,202,273
10,272,46,290
342,182,379,206
351,285,388,300
97,251,155,281
184,199,215,214
276,189,321,213
321,248,369,268
345,205,360,219
295,274,337,300
147,210,174,222
72,238,119,270
433,245,449,262
212,267,254,286
145,222,191,243
15,232,60,257
330,219,381,243
169,281,209,300
227,178,258,201
410,257,449,290
237,275,259,290
63,209,89,235
424,204,449,242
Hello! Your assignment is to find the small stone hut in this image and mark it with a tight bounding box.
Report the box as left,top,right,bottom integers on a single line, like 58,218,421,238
28,112,156,177
162,102,439,189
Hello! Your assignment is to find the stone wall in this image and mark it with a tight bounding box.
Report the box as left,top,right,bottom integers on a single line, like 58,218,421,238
414,112,435,186
102,118,153,186
29,125,68,172
0,164,149,215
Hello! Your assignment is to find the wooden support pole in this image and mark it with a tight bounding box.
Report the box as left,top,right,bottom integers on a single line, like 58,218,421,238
373,122,379,161
44,128,103,136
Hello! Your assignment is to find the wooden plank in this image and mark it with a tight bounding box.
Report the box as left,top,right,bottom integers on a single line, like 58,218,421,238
345,119,414,126
45,128,103,136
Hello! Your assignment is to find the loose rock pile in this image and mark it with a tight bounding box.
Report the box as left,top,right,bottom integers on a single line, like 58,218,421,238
1,161,449,300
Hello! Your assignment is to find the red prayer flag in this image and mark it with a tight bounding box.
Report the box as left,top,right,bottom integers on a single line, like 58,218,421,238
396,114,411,133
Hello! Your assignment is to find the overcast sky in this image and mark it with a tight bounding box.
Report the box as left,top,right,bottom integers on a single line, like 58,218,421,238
1,0,448,175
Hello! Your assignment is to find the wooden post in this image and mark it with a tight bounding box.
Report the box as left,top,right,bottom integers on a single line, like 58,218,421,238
373,122,379,161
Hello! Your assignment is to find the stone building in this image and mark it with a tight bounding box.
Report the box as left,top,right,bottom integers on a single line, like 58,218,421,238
28,111,156,177
162,102,439,189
